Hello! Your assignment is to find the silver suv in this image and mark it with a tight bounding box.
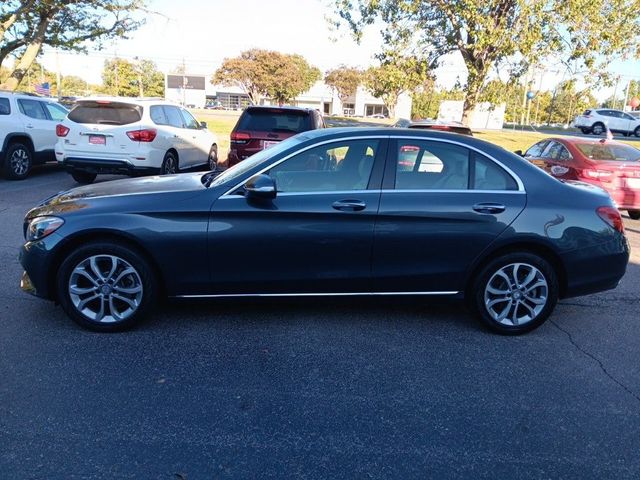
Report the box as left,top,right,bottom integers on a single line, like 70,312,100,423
0,91,69,180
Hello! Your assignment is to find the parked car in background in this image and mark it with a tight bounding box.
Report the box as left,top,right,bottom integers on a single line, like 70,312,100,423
0,91,69,180
20,128,628,334
573,108,640,136
226,105,325,167
522,137,640,219
55,98,218,184
406,120,473,136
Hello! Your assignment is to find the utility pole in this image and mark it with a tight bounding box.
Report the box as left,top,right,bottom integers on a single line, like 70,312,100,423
55,49,61,99
611,75,620,109
623,79,631,111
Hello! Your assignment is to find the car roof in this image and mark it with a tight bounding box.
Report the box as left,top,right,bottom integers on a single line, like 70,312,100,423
75,96,176,106
245,105,317,113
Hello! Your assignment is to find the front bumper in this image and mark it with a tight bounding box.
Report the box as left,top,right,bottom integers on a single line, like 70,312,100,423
19,233,65,301
61,157,159,176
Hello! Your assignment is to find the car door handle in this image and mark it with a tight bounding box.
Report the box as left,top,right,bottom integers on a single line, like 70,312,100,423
473,203,505,214
25,124,34,129
332,200,366,212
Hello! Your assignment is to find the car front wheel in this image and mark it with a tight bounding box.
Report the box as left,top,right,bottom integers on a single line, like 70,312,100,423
3,142,32,180
470,253,559,335
56,242,158,332
207,144,218,171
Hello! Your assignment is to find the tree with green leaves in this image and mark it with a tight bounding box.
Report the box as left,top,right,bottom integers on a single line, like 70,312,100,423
325,65,362,103
0,0,145,91
213,49,321,105
364,57,430,118
102,58,164,97
332,0,640,124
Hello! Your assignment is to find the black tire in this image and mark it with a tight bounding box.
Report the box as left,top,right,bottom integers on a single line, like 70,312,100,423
160,151,179,174
634,127,640,138
56,242,158,332
2,142,32,180
469,252,559,335
71,171,97,184
591,123,605,135
207,144,218,171
580,127,590,134
628,210,640,220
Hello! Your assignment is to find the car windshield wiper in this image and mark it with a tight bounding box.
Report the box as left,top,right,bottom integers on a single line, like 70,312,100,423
201,171,220,187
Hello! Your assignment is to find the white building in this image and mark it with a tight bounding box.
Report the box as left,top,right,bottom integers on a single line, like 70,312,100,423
165,75,412,119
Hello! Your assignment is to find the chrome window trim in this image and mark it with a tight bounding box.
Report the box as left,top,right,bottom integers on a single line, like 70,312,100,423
380,189,526,195
173,291,459,299
220,134,526,196
217,188,525,199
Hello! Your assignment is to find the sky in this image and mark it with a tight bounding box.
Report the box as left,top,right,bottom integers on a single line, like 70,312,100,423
37,0,640,101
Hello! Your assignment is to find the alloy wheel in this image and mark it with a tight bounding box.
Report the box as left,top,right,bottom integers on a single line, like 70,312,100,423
10,148,29,176
483,263,548,327
68,254,143,323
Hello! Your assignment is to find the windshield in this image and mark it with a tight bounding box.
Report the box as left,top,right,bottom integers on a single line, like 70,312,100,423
576,143,640,162
205,135,305,188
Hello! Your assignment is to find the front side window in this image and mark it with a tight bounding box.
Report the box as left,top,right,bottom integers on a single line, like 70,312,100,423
18,99,48,120
180,109,200,129
395,140,469,190
268,139,379,192
524,141,548,158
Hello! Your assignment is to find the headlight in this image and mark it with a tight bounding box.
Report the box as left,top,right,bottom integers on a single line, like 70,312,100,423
26,216,64,242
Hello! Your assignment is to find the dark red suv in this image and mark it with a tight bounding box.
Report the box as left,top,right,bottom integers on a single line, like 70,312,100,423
226,106,325,167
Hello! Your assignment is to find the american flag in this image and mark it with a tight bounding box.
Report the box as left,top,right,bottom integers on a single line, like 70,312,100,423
34,82,50,96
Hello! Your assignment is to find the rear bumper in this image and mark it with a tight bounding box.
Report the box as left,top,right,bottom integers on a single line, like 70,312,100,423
61,157,159,176
562,236,630,298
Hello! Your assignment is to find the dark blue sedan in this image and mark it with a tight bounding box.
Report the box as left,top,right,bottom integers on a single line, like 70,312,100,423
20,128,629,334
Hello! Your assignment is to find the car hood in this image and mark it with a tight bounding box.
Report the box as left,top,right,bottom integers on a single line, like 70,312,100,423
27,173,208,220
43,173,207,204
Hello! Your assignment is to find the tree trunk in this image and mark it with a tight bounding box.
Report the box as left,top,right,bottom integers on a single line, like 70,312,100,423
0,15,49,91
462,84,481,126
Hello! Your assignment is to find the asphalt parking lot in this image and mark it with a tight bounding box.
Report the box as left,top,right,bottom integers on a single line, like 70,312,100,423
2,165,640,479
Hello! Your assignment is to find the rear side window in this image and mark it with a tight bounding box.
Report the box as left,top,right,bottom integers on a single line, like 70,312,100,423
473,155,518,191
18,99,48,120
0,98,10,115
44,103,68,121
163,106,184,128
68,101,142,125
395,140,470,190
150,105,169,125
237,109,312,133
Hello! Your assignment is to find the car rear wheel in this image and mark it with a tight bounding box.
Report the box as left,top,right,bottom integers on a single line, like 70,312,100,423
160,151,178,174
56,242,157,332
628,210,640,220
3,142,32,180
71,171,97,184
470,253,559,335
591,123,605,135
634,127,640,138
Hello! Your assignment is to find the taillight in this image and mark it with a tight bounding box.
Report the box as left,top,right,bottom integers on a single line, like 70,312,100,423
597,206,625,233
126,129,157,142
230,131,251,144
56,124,69,137
582,169,613,182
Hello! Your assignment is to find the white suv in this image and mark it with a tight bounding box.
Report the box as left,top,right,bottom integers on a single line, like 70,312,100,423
573,108,640,137
56,98,219,184
0,91,69,180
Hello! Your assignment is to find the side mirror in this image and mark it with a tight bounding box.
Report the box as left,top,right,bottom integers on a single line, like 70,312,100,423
514,149,524,157
245,174,276,200
200,121,207,129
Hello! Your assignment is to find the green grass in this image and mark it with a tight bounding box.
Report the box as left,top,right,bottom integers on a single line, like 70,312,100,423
189,109,639,158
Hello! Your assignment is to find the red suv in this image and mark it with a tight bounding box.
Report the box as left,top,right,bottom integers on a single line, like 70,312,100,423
523,137,640,219
226,106,325,167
